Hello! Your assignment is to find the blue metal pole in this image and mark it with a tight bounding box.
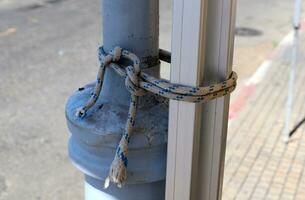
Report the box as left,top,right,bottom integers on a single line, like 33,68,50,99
65,0,168,199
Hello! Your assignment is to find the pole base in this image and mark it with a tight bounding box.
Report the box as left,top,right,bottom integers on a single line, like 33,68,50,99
85,176,165,200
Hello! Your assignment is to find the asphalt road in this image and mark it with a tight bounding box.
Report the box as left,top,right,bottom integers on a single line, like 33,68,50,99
0,0,171,199
0,0,303,199
0,0,100,199
234,0,305,83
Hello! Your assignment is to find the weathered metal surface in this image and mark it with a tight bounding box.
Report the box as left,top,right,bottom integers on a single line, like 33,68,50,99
65,0,167,199
66,83,168,183
85,176,165,200
103,0,159,68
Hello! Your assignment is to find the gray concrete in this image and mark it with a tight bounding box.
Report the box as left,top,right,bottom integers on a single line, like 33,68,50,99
234,0,305,81
223,30,305,200
0,0,304,199
0,1,99,199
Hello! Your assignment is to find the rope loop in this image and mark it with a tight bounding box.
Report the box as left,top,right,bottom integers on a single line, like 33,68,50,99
110,47,122,62
76,46,238,188
125,65,146,96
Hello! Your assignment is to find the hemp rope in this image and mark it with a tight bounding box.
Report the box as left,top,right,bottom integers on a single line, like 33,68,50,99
76,46,237,188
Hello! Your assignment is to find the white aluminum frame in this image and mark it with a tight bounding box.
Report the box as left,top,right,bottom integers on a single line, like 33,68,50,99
283,0,302,143
166,0,237,199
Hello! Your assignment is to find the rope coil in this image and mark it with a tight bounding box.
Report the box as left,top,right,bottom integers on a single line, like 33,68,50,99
76,46,238,188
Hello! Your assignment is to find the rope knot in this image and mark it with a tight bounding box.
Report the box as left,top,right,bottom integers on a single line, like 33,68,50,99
125,65,146,96
117,51,145,97
76,46,238,189
102,55,113,66
101,46,122,66
111,47,122,62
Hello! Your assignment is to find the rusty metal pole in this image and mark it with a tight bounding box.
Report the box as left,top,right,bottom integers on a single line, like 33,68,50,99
65,0,168,199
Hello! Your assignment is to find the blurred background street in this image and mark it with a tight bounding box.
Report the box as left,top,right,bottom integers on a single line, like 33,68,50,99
0,0,304,199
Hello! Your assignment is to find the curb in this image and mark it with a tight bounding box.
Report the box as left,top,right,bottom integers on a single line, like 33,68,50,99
229,20,305,121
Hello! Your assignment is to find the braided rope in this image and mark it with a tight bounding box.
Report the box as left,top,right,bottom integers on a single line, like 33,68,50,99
76,46,238,188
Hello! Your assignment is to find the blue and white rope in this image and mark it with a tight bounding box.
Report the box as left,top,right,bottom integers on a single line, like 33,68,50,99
76,46,238,188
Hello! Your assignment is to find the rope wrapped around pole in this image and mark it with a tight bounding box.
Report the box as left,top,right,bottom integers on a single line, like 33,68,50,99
76,46,238,188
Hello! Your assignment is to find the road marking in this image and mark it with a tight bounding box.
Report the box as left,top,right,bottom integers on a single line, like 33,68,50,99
0,27,17,37
229,20,305,121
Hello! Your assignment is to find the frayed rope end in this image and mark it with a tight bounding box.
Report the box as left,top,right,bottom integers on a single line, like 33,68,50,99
104,156,127,189
104,177,110,189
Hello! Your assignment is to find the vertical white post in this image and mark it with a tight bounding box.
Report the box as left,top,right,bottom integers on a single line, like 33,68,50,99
283,0,302,142
293,0,302,29
165,0,237,199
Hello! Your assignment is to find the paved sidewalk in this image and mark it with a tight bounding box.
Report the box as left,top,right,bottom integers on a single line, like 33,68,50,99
223,32,305,199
